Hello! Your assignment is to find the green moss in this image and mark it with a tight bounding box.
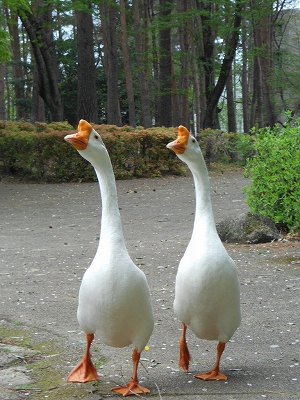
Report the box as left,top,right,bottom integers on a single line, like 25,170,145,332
0,326,93,399
243,214,263,235
273,255,300,265
0,327,32,347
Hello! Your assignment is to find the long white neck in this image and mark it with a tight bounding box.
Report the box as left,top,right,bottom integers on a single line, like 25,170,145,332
91,151,127,253
184,152,217,239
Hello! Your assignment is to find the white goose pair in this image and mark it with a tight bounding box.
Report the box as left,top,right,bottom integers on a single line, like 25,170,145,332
64,120,241,396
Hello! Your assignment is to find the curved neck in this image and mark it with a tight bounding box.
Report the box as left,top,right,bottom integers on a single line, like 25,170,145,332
187,155,216,237
92,152,127,252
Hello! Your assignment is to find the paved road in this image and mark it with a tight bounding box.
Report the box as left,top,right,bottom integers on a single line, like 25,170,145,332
0,171,299,399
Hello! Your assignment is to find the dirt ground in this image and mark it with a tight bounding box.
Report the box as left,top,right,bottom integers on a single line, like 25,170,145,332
0,169,299,399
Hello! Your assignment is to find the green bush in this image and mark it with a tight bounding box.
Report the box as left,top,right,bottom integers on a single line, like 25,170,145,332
0,121,255,182
198,129,255,166
0,122,184,181
244,123,300,232
90,125,184,179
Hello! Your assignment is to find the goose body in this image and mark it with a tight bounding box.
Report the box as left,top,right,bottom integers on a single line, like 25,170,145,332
65,120,154,395
175,238,240,344
78,254,153,350
167,126,241,380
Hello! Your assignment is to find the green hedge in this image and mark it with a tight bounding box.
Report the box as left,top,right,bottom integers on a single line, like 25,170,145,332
244,123,300,232
198,128,255,166
0,121,184,181
0,121,254,182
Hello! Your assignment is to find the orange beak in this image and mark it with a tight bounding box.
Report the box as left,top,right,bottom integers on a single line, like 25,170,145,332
64,119,93,150
167,125,189,154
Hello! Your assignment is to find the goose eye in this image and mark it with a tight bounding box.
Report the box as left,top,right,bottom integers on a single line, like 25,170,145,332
94,134,99,140
192,138,196,143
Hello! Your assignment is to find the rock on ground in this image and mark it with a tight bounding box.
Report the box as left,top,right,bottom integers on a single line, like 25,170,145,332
216,212,280,244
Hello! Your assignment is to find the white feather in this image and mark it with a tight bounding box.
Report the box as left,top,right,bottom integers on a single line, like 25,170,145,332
75,127,154,353
172,134,241,345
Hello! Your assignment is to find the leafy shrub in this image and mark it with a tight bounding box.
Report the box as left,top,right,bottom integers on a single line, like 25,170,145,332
198,129,255,166
244,123,300,232
0,122,184,181
0,121,255,182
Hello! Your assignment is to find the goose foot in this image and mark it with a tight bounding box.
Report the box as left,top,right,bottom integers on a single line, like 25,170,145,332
179,322,190,371
111,348,150,396
194,370,227,381
67,333,99,383
194,341,227,381
111,380,150,396
67,359,99,382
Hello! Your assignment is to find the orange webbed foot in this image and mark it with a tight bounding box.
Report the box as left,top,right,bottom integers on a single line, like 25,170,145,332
111,379,150,396
67,359,99,383
67,333,99,383
194,341,227,381
195,370,227,381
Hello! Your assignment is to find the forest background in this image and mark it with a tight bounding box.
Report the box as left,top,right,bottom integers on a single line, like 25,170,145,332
1,0,300,134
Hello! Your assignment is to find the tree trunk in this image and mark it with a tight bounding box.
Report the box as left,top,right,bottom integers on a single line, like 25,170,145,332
4,67,11,119
19,2,63,121
120,0,136,127
260,13,276,127
171,46,181,127
157,0,172,127
191,17,201,135
100,2,121,126
31,63,45,123
251,0,276,128
250,54,259,128
242,14,250,133
179,0,190,129
197,1,215,128
202,0,243,129
132,0,152,128
226,66,236,132
224,3,236,133
6,12,27,120
0,63,6,120
149,0,160,125
76,5,98,123
192,2,206,129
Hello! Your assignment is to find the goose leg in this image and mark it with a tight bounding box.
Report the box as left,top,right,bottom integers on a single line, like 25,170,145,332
179,322,190,371
111,348,150,396
195,341,227,381
67,333,99,382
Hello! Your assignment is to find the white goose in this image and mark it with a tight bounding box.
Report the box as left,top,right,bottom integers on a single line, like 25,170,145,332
167,125,241,381
64,120,154,396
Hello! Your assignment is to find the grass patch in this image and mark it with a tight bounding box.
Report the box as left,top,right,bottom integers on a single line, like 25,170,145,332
0,324,96,399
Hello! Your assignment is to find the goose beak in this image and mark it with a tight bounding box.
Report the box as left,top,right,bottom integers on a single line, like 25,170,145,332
65,119,93,150
166,125,189,154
